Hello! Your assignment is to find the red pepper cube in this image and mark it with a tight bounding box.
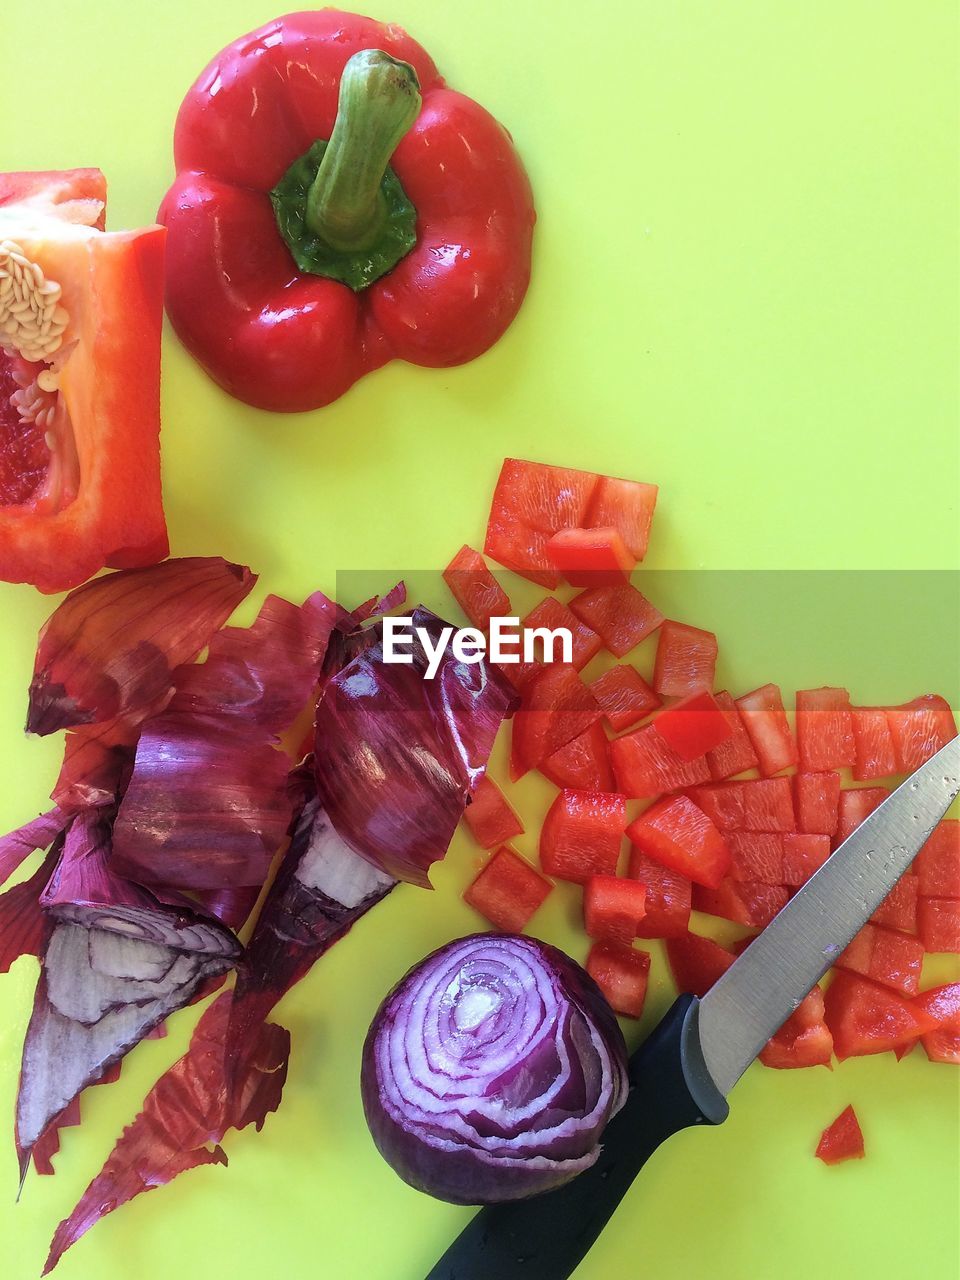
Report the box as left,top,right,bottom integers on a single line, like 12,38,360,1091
795,687,855,771
583,876,647,945
665,933,735,997
589,665,661,733
706,691,759,780
793,772,841,837
626,795,730,888
568,583,664,659
610,724,711,798
692,878,789,928
738,778,797,832
885,694,957,772
870,873,919,933
586,941,651,1018
917,898,960,953
815,1106,865,1165
626,848,692,938
585,475,659,561
782,833,832,886
463,846,552,933
837,922,924,996
539,789,626,884
521,597,602,672
652,622,718,698
462,774,524,849
443,545,511,631
545,527,636,588
914,982,960,1064
685,783,745,832
539,721,614,792
914,820,960,897
735,684,798,777
727,833,785,885
654,691,732,762
484,458,598,588
759,986,833,1069
824,972,937,1060
835,786,888,846
851,706,898,781
510,665,602,780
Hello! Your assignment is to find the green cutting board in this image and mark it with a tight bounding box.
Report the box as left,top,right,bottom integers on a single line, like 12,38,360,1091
1,2,957,1278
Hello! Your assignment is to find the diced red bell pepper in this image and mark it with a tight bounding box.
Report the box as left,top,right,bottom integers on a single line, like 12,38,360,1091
914,821,960,897
584,475,658,561
463,846,552,933
759,985,833,1069
824,971,937,1060
586,941,651,1018
626,848,692,938
665,933,735,997
917,898,960,953
837,922,925,996
443,545,511,631
654,691,732,762
626,796,730,888
735,684,798,777
589,665,661,732
851,707,898,781
685,783,745,831
545,527,635,587
521,596,602,671
484,458,597,588
782,833,832,886
653,622,718,698
835,786,888,846
568,583,664,658
706,691,759,781
583,876,647,945
539,721,614,792
793,771,841,837
692,878,789,928
870,874,919,933
462,774,524,850
539,789,626,884
885,694,957,772
510,664,602,780
609,724,711,798
687,779,795,833
795,687,855,772
913,982,960,1064
727,833,784,885
815,1106,865,1164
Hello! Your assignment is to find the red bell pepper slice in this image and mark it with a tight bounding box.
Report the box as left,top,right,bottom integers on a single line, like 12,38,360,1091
885,694,957,772
509,664,601,780
665,933,735,997
584,475,658,561
735,684,798,777
545,527,635,587
522,597,602,671
851,706,898,781
692,878,789,928
626,848,692,938
870,873,919,933
539,721,614,792
652,621,718,698
610,723,711,798
588,665,661,732
726,833,785,885
795,687,856,771
917,898,960,953
782,833,832,886
443,545,510,631
653,691,732,762
793,771,841,837
815,1106,865,1164
568,582,664,659
835,786,888,846
586,942,651,1019
837,922,924,997
824,971,937,1059
538,789,626,885
913,982,960,1064
161,14,534,412
463,846,552,933
626,795,730,889
914,820,960,897
0,169,167,592
583,876,647,945
705,691,759,780
485,459,597,587
462,775,524,849
759,985,833,1069
687,779,796,833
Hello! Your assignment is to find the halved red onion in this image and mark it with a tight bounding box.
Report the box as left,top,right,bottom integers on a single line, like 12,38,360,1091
361,933,629,1205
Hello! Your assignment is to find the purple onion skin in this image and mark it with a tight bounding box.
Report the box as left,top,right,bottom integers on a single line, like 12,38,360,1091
361,934,629,1205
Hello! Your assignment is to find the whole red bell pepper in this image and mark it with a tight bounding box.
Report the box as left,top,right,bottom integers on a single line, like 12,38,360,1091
159,10,535,412
0,169,167,593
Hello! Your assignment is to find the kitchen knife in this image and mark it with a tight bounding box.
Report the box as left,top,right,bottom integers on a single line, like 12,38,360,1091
427,734,960,1280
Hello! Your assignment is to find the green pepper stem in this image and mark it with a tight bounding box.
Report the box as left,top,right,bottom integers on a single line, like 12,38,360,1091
304,50,421,252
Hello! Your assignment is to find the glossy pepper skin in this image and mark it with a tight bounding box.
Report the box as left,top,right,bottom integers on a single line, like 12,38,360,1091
159,10,536,412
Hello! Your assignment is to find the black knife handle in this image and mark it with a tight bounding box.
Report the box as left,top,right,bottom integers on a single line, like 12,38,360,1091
425,995,728,1280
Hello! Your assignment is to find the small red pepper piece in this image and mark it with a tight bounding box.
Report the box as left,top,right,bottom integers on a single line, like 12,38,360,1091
654,691,732,762
914,820,960,897
705,691,759,780
850,706,898,780
795,687,856,771
793,771,842,837
626,795,730,889
692,878,789,928
824,972,937,1060
588,665,661,733
917,898,960,953
539,722,614,792
463,846,551,933
522,597,602,671
782,833,832,886
545,527,635,587
759,985,833,1070
815,1105,865,1164
626,848,692,938
665,933,735,997
583,876,647,945
443,545,510,632
837,922,925,997
652,622,718,698
735,683,798,777
586,942,651,1018
610,723,711,798
584,476,658,561
885,695,957,772
568,583,664,659
510,665,602,780
870,873,919,933
462,775,524,850
539,789,626,884
835,786,888,846
913,982,960,1064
